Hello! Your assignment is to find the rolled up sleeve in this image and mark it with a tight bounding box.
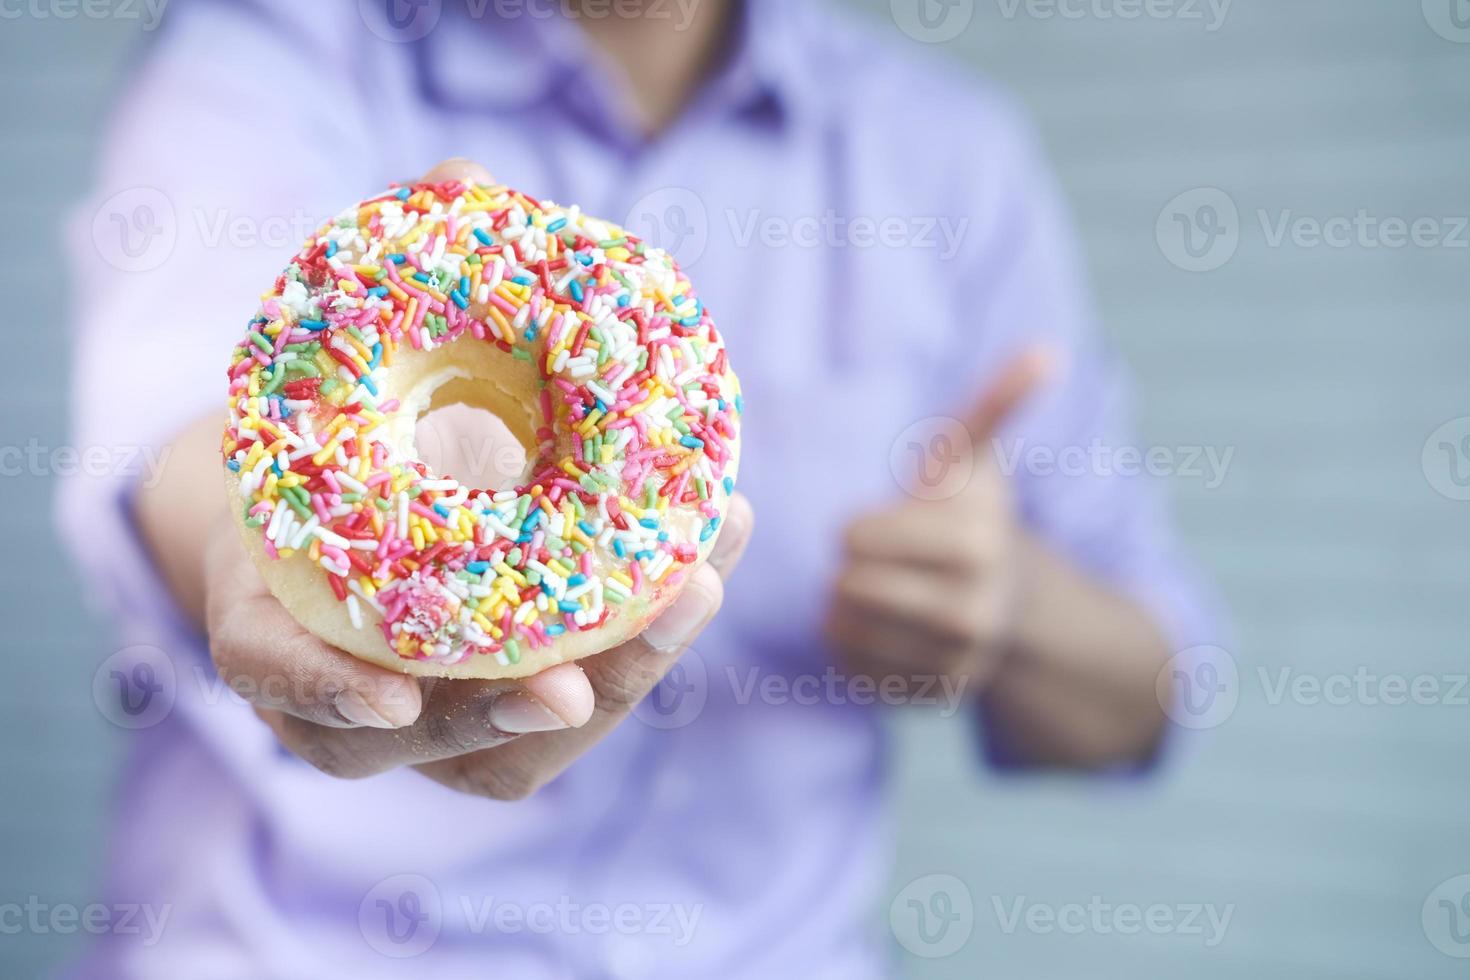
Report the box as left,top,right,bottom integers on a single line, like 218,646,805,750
938,105,1227,770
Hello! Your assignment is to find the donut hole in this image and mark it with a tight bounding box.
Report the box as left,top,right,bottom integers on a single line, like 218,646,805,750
383,339,547,495
414,401,531,492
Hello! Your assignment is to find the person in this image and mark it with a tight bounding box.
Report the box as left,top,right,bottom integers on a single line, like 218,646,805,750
60,0,1220,976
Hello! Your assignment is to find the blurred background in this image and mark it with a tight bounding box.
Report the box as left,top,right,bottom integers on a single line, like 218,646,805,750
2,0,1467,977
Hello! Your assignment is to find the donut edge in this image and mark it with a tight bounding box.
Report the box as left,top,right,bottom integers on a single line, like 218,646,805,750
222,466,733,681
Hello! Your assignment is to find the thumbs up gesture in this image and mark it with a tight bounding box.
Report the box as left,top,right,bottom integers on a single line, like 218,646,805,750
825,349,1052,696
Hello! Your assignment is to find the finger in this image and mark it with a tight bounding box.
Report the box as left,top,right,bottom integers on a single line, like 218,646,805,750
707,491,754,579
414,562,727,800
276,552,731,784
964,345,1054,443
512,663,595,730
843,505,995,571
830,561,980,645
825,606,966,674
258,698,511,781
206,532,422,730
258,667,578,779
421,157,496,186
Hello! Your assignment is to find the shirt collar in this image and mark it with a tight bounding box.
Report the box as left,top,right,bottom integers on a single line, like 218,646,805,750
415,0,807,128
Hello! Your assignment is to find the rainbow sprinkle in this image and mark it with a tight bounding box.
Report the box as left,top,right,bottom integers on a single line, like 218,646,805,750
223,180,741,667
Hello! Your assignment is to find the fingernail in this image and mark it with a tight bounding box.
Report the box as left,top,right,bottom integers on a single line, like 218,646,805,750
489,692,570,734
641,583,715,654
335,689,401,729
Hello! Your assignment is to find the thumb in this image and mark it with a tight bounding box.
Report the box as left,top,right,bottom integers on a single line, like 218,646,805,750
963,346,1055,443
419,157,496,186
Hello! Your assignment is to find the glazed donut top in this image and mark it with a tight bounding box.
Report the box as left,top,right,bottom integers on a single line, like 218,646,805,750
223,180,741,669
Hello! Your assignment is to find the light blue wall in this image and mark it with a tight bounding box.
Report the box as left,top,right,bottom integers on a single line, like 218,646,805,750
2,2,1467,978
851,1,1470,977
1,12,136,980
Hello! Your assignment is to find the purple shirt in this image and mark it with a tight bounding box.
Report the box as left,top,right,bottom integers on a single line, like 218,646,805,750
59,1,1217,976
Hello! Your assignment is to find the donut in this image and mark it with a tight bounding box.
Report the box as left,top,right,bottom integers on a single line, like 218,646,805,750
221,180,742,679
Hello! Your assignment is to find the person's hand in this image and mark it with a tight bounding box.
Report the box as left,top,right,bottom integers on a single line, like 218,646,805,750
824,349,1051,698
204,490,750,799
203,156,754,800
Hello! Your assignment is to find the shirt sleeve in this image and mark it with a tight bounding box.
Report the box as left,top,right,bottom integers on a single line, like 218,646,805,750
939,102,1228,771
55,0,375,643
